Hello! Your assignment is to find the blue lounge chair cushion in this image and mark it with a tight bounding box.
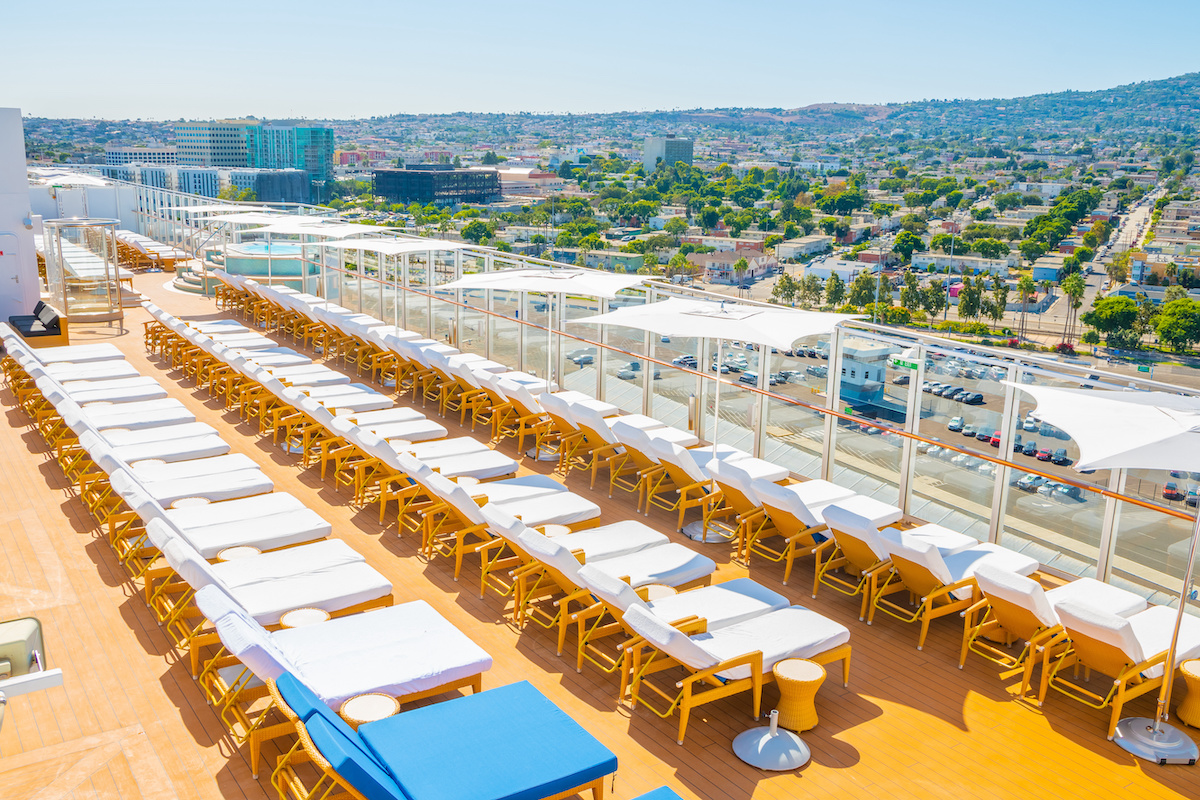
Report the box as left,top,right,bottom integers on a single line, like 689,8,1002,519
634,790,685,800
358,681,617,800
275,672,386,770
307,716,409,800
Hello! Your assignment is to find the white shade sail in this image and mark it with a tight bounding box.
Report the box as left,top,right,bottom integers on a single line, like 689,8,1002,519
573,297,861,350
1008,382,1200,472
439,267,645,300
239,219,385,238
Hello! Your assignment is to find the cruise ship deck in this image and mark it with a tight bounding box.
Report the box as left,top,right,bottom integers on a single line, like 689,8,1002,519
2,272,1199,800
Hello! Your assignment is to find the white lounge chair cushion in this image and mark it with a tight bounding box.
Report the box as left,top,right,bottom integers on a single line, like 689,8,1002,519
538,392,581,431
131,453,260,482
752,478,857,528
61,376,160,393
826,494,905,530
211,333,278,350
368,419,448,442
275,600,493,707
697,606,852,681
646,579,791,632
34,343,125,364
1045,578,1147,619
587,543,715,589
975,565,1148,632
317,393,393,413
40,361,140,382
550,521,670,561
268,367,352,387
1054,602,1200,679
103,422,220,446
109,435,231,465
304,383,381,400
881,528,1039,600
85,403,196,431
885,523,976,557
235,348,312,367
347,407,427,426
144,470,274,506
169,505,331,560
391,437,487,460
189,320,250,334
821,504,891,560
709,457,789,503
653,440,749,484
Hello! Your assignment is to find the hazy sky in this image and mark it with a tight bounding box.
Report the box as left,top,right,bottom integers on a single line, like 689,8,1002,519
7,0,1199,120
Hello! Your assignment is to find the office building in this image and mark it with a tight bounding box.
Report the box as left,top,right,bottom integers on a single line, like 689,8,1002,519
373,164,501,205
103,143,176,165
642,134,693,173
173,120,334,201
173,120,258,167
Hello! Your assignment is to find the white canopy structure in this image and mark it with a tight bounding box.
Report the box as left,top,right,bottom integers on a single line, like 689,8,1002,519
206,212,291,224
240,219,386,238
165,205,269,217
1010,381,1200,763
1010,383,1200,473
439,267,645,300
573,297,860,350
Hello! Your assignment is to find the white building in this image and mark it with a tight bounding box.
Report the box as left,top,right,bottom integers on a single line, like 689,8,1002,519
643,135,694,173
104,144,177,165
776,235,833,260
801,258,874,283
910,252,1017,275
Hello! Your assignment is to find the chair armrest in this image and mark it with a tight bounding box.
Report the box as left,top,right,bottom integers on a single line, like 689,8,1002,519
677,650,764,689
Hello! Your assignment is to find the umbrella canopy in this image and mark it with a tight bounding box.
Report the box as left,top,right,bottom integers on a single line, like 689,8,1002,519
439,267,645,300
573,297,861,350
1008,382,1200,472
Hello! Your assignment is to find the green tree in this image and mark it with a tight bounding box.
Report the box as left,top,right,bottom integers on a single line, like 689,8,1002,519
772,273,798,305
1154,298,1200,352
825,272,846,307
900,271,922,315
920,283,947,326
847,269,877,307
733,257,750,296
1019,239,1047,263
1165,284,1188,303
1060,272,1086,343
892,230,924,263
818,217,837,235
973,238,1009,260
461,219,489,244
958,275,983,320
556,160,575,179
663,217,688,236
799,274,823,308
697,207,720,231
988,276,1010,326
1081,296,1140,348
481,151,502,165
1016,274,1036,339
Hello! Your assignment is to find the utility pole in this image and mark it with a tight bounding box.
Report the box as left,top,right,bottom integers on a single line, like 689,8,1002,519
943,218,956,321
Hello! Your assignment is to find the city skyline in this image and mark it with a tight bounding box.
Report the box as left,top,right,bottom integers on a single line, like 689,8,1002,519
7,0,1199,120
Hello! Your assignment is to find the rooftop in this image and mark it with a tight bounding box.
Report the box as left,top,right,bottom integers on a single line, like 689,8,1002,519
3,273,1200,799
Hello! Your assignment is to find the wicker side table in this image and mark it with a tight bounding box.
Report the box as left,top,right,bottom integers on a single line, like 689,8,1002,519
340,693,401,730
1176,660,1200,729
774,658,826,732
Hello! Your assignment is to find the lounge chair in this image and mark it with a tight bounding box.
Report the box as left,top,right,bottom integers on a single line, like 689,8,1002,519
646,439,750,530
272,678,615,800
1044,600,1200,738
961,563,1147,695
814,504,913,620
873,527,1039,649
622,603,851,744
568,563,789,677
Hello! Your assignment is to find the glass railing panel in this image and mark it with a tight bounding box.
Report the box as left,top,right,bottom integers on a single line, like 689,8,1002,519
1110,490,1196,606
651,335,701,433
599,289,648,414
1000,465,1099,575
489,290,520,369
459,289,487,356
908,438,995,541
525,292,550,383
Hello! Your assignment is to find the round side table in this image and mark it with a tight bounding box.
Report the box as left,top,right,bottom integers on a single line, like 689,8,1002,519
1176,660,1200,729
340,693,400,730
774,658,826,733
538,524,571,538
279,607,331,629
641,584,677,601
172,497,211,509
216,545,262,562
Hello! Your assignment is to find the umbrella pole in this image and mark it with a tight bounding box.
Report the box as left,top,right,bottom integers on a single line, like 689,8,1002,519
1113,507,1200,764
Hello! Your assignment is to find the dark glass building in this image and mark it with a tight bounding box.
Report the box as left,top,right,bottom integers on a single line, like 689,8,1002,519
373,165,500,206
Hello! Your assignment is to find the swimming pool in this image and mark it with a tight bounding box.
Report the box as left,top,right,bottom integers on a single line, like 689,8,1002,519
228,242,304,256
219,241,317,291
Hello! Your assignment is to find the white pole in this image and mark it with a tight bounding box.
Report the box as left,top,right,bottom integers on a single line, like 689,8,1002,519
1155,508,1200,729
713,336,722,467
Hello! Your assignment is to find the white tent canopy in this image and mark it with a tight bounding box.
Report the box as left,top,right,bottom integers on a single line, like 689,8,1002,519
206,212,293,224
239,219,385,238
573,297,861,350
1008,382,1200,472
319,239,473,256
166,205,270,216
439,267,645,300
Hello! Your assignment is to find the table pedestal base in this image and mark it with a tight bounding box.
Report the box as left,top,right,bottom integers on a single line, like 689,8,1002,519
732,711,811,770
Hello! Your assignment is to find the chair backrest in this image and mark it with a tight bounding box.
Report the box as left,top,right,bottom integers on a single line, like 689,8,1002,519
877,527,954,594
515,529,583,588
707,458,761,515
751,479,820,529
426,473,486,527
274,674,390,777
610,421,659,468
199,588,293,681
651,439,707,485
571,405,618,447
538,392,579,433
304,715,406,800
480,504,526,544
1054,600,1146,670
109,468,168,523
148,520,220,590
973,563,1058,633
820,505,890,570
621,605,719,672
501,379,544,418
576,564,643,614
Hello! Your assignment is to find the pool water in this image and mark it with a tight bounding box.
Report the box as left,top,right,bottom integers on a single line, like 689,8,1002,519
229,242,304,256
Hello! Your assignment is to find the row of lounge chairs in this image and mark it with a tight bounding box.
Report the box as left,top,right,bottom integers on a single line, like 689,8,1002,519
114,229,191,272
0,328,643,800
199,270,1200,743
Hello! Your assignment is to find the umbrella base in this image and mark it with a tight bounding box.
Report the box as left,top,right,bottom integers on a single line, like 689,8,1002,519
682,521,732,543
1114,718,1198,765
732,711,811,770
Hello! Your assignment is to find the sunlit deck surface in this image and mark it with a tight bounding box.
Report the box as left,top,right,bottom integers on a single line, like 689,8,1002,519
2,272,1199,800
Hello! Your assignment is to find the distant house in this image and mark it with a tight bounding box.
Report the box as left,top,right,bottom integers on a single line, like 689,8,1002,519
801,258,875,283
775,235,833,260
686,249,776,285
911,252,1015,275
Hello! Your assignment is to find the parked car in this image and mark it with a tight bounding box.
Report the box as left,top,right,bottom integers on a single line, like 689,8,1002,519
1013,434,1023,452
806,365,828,378
917,441,936,454
1187,485,1200,508
1037,448,1053,461
672,355,697,368
1170,470,1188,479
976,429,992,443
962,424,977,438
616,368,636,379
1022,417,1038,432
925,445,943,459
1054,484,1083,502
711,364,731,373
739,372,760,385
1164,482,1185,501
1022,441,1039,456
572,354,594,365
1037,481,1062,498
948,416,964,432
961,392,984,405
1051,448,1070,466
892,375,910,385
1016,474,1047,492
990,431,1002,447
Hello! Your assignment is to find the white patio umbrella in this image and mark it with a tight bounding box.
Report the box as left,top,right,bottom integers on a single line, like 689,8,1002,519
1010,381,1200,763
576,298,860,535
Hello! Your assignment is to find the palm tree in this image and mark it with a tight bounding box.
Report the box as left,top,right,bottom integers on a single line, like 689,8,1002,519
733,256,749,297
1060,272,1086,343
1017,274,1036,340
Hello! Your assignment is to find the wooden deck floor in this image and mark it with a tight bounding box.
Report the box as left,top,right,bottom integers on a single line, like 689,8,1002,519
2,273,1199,800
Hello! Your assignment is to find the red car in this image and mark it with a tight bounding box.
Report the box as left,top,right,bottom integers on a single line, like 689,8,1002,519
1164,482,1185,501
989,430,1002,447
1037,448,1053,461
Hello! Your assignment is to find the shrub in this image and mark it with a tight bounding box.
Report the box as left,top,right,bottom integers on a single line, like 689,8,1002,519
1055,342,1076,355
